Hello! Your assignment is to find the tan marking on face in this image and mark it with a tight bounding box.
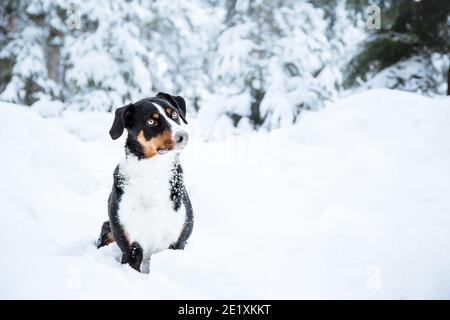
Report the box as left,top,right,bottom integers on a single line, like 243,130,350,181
152,113,159,119
137,130,174,158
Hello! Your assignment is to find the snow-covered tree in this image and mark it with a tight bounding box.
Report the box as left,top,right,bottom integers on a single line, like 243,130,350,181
3,0,445,135
1,0,220,112
63,0,154,111
138,1,222,111
64,0,220,111
0,0,67,105
202,0,361,132
344,0,450,96
312,0,365,92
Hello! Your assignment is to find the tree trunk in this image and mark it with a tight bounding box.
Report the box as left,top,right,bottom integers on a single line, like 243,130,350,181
447,67,450,96
46,44,61,83
7,14,14,33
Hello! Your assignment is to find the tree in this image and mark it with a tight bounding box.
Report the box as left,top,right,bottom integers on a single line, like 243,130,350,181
0,0,219,110
0,0,67,105
344,0,450,95
207,0,340,131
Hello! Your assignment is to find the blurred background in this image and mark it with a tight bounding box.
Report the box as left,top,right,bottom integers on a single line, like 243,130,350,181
0,0,449,134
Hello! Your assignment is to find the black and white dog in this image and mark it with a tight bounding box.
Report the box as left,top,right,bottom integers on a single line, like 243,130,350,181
96,93,193,273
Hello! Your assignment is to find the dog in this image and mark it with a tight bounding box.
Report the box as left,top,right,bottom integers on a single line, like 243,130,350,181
96,92,193,273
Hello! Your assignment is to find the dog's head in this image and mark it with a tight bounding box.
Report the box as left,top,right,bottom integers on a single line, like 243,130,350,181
109,92,189,159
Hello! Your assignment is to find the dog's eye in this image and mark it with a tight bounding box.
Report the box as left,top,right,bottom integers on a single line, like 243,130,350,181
171,111,178,120
146,118,157,127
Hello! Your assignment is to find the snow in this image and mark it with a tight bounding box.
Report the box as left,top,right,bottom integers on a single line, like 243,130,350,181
1,89,450,299
364,54,450,96
31,99,65,118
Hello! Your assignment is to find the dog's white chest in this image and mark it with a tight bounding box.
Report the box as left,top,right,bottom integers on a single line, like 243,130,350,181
118,156,186,254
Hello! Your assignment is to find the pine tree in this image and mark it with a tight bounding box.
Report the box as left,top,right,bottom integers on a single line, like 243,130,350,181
0,0,67,105
0,0,218,111
208,0,341,131
63,0,155,111
344,0,450,95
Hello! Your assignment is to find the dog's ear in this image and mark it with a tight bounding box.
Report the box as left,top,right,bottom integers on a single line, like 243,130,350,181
109,104,133,140
156,92,188,124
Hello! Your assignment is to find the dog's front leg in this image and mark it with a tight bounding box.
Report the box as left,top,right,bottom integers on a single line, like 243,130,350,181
121,242,144,272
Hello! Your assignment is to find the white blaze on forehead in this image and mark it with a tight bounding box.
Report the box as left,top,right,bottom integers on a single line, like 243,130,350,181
152,101,183,130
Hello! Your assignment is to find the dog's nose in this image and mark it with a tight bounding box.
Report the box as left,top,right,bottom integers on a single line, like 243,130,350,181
174,131,189,146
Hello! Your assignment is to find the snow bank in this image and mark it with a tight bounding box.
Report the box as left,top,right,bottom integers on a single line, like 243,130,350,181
1,89,450,299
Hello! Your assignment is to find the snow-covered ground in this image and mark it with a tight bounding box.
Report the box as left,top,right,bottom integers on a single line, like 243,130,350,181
1,89,450,299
